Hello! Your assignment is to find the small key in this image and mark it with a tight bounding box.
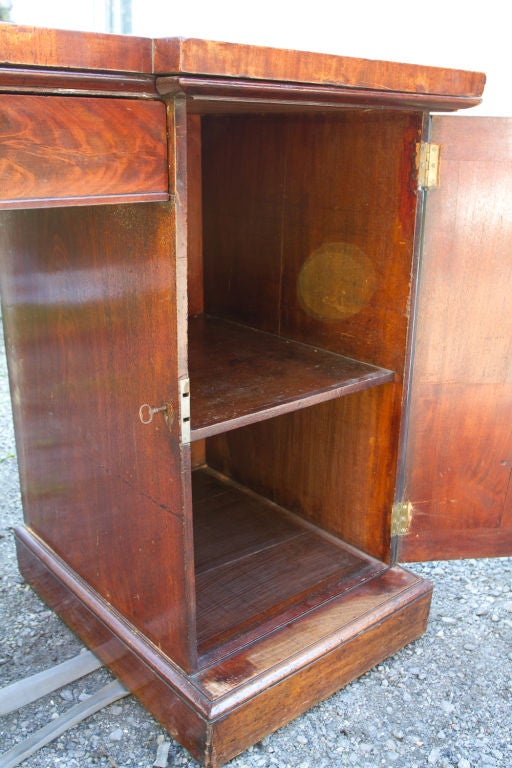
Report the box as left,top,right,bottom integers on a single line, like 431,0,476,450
138,403,168,425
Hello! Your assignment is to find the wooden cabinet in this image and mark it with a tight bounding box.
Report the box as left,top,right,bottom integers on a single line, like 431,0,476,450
0,24,509,768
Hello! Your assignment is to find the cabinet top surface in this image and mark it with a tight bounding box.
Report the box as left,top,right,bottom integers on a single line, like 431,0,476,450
0,23,485,101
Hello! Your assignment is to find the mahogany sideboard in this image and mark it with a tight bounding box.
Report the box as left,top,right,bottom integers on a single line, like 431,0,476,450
0,24,510,767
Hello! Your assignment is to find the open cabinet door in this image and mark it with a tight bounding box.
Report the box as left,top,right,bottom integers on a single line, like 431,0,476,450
399,116,512,561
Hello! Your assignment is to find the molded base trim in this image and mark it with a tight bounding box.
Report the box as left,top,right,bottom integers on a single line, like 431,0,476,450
15,525,432,767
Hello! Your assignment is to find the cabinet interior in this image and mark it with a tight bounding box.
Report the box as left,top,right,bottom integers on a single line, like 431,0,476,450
184,109,423,666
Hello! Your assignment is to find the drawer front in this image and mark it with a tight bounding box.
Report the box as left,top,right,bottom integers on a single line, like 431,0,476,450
0,94,169,208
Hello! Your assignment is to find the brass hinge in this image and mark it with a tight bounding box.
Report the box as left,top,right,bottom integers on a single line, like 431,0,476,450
416,142,441,189
391,501,413,536
179,378,191,444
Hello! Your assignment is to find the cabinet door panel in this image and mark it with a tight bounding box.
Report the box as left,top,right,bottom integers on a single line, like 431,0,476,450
400,116,512,561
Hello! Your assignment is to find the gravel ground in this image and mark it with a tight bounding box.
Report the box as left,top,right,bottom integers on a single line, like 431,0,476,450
1,316,511,768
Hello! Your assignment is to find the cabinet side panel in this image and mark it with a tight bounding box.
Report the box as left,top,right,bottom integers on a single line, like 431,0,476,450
401,116,512,561
0,204,197,669
202,115,286,332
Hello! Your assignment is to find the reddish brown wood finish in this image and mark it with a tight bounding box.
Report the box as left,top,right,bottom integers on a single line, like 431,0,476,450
207,387,399,562
0,25,494,767
193,468,385,660
158,76,483,113
188,315,393,440
0,95,169,208
167,95,191,383
0,23,153,72
0,68,157,98
15,527,431,768
186,114,206,468
153,37,485,99
186,115,204,317
400,117,512,561
204,591,431,766
14,530,211,763
202,111,420,373
0,25,484,109
0,204,197,671
202,111,420,560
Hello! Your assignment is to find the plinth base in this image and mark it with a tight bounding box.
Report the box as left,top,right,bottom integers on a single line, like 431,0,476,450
15,525,432,767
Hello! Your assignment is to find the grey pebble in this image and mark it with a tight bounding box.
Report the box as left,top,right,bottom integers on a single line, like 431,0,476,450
59,687,74,702
78,692,92,701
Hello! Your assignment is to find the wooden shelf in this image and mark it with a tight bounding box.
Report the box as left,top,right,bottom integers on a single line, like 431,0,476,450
192,468,386,663
188,315,394,441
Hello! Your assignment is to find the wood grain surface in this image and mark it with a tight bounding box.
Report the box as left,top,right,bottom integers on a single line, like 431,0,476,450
192,468,385,659
0,25,484,109
188,315,393,440
201,111,420,561
400,117,512,560
0,95,168,207
0,23,152,72
153,37,484,98
158,76,483,113
0,204,197,671
15,527,431,767
0,24,494,768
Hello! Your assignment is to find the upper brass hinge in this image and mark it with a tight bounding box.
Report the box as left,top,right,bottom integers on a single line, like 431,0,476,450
391,501,413,536
179,378,191,444
416,142,441,189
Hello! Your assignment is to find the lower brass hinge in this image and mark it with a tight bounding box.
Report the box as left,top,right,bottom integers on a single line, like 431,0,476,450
391,501,413,536
416,142,441,189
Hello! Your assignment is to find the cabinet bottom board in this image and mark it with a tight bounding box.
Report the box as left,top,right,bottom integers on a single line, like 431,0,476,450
193,468,386,662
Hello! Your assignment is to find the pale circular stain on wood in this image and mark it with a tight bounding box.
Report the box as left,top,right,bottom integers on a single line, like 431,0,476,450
298,242,377,321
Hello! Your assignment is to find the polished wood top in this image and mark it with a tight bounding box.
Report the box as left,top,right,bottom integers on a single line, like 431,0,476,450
0,23,153,72
0,23,485,101
154,37,485,98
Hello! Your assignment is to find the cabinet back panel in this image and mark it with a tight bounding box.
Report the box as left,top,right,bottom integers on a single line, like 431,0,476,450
206,385,398,561
202,112,419,556
202,111,421,371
